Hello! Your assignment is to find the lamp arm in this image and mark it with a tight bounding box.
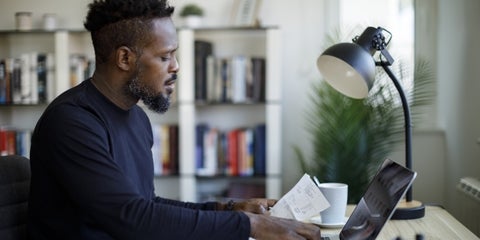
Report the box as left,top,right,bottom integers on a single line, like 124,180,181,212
378,62,413,202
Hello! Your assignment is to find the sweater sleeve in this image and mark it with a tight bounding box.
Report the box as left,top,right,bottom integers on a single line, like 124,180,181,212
33,104,251,240
153,196,218,211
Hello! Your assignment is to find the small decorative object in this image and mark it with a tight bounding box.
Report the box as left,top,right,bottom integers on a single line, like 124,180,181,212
231,0,262,27
42,13,57,30
179,3,204,28
15,12,33,31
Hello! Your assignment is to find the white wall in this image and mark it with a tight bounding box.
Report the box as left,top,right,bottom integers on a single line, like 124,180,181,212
1,0,479,224
435,0,480,219
0,0,90,29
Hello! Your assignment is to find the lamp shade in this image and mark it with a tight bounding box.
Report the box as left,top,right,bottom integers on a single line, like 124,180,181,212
317,42,376,99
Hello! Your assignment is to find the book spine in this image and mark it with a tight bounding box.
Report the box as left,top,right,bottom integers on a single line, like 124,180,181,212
151,124,162,175
227,129,239,176
231,55,247,103
251,57,266,102
37,53,48,103
194,41,213,102
253,124,266,175
195,124,209,173
11,58,22,104
168,125,179,175
46,53,55,102
29,52,39,104
0,59,6,104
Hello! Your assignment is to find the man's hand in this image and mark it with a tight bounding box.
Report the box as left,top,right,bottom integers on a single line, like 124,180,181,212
245,212,321,240
234,198,277,214
218,198,277,214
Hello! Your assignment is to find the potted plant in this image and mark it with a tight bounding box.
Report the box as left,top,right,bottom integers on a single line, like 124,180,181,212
179,3,204,28
294,28,435,203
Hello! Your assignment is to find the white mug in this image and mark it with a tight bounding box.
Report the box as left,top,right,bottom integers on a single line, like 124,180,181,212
318,182,348,224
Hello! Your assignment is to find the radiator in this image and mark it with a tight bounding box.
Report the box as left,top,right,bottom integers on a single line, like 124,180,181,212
457,177,480,236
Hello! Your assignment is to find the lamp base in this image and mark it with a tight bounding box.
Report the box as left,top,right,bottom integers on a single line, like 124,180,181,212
391,200,425,220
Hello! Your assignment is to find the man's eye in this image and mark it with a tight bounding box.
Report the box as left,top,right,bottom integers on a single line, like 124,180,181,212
161,57,171,61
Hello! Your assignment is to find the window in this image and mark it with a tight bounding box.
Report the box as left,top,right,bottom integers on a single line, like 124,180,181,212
338,0,414,93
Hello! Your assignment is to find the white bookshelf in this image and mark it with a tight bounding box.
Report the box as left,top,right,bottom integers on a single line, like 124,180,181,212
0,27,282,202
0,30,92,129
166,27,283,201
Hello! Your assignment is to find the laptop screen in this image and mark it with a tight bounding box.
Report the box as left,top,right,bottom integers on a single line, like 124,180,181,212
339,159,417,240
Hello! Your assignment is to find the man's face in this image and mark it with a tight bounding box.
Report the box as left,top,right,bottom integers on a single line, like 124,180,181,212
127,17,179,113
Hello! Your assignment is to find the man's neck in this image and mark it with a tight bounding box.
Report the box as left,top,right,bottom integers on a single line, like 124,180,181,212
90,75,138,110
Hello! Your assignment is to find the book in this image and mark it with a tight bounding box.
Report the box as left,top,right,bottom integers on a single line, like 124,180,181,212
0,127,17,156
220,58,232,102
239,128,254,176
194,40,213,102
151,124,162,175
29,52,39,104
168,125,179,174
70,54,87,87
4,58,14,104
206,55,219,102
227,128,241,176
198,127,219,176
216,132,228,175
151,124,179,176
46,53,55,102
253,124,266,176
19,53,32,104
36,53,48,103
159,125,171,175
0,59,6,104
231,55,247,103
15,129,31,157
251,57,266,102
195,124,209,172
11,58,22,104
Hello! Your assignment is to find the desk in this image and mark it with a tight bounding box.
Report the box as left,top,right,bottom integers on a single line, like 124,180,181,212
320,206,479,239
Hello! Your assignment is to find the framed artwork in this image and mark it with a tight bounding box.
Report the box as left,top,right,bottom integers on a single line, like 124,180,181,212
231,0,262,27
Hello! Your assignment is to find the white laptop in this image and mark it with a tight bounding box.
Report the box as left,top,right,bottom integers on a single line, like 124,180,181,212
321,158,417,240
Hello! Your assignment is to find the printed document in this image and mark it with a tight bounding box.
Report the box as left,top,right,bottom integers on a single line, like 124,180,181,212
269,173,330,221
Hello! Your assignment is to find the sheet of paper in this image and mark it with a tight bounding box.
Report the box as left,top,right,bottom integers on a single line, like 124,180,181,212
270,173,330,221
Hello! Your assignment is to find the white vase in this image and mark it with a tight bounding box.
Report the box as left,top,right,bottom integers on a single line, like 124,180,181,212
183,16,203,28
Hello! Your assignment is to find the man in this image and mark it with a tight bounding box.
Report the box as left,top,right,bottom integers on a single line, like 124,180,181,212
27,0,321,239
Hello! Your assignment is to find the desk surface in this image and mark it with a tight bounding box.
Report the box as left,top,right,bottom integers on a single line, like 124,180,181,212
320,206,479,240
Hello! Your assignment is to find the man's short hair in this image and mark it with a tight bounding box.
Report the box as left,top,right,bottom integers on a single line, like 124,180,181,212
84,0,175,64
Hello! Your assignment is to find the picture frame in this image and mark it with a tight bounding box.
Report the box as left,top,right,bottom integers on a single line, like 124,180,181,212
231,0,262,27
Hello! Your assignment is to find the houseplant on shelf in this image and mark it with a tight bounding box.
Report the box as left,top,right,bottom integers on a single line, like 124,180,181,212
179,3,204,28
294,28,435,204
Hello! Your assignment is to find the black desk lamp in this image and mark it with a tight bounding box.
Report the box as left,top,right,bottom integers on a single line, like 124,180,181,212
316,26,425,219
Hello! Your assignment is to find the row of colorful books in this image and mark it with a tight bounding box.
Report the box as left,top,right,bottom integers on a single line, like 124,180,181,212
196,123,266,177
0,53,54,105
151,124,179,176
0,53,94,105
0,127,31,157
194,40,266,103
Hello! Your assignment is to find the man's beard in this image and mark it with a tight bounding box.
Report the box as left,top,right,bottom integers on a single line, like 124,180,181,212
127,76,171,114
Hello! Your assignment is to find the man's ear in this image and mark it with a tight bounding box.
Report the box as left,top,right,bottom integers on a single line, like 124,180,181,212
115,46,136,71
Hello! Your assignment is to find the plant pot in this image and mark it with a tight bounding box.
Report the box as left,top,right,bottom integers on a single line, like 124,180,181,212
183,16,203,28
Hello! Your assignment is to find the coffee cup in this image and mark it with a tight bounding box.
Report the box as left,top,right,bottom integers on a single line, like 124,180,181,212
318,182,348,224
